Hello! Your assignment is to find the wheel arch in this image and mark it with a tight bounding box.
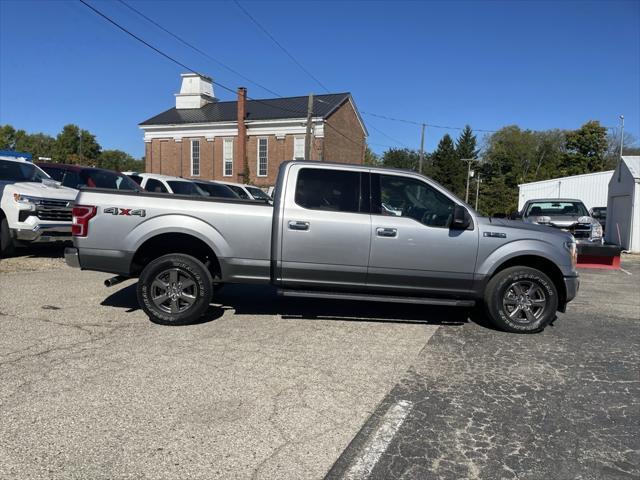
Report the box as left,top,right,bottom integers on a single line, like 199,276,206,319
488,255,567,311
130,232,222,280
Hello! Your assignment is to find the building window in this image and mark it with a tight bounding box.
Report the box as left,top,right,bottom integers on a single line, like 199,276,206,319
190,139,200,176
223,138,233,177
257,137,268,177
293,136,305,160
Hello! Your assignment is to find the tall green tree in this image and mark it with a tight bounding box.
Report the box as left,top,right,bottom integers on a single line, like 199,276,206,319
98,149,144,171
0,124,17,149
364,145,380,166
431,134,465,197
562,120,607,174
381,148,421,171
455,125,479,160
54,124,101,164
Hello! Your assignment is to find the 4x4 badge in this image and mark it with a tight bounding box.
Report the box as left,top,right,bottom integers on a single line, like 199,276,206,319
103,207,146,217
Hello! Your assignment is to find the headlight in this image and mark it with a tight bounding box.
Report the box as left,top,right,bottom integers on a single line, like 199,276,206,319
591,222,603,239
13,194,43,205
564,240,577,267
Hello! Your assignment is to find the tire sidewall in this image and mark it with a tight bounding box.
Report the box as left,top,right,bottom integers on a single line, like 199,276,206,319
137,254,213,326
1,217,15,257
487,267,558,333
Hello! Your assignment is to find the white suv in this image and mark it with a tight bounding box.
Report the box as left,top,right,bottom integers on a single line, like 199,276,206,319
0,157,77,256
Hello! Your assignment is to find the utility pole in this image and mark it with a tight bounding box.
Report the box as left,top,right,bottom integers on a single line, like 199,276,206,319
418,123,425,173
463,159,473,203
618,115,624,181
475,174,481,210
304,93,314,160
619,115,625,158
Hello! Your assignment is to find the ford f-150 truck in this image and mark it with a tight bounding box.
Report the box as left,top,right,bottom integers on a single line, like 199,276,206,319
65,161,579,333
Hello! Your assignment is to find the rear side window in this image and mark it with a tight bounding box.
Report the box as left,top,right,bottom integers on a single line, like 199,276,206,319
128,175,143,185
295,168,365,214
145,178,168,193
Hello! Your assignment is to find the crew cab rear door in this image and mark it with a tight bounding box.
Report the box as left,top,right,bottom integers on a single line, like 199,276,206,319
367,172,478,296
278,164,371,289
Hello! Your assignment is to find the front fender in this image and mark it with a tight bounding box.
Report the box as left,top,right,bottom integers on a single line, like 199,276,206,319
477,238,573,278
125,214,231,258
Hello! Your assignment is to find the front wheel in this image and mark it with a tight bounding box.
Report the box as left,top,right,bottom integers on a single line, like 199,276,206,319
137,253,213,326
0,217,15,257
484,266,558,333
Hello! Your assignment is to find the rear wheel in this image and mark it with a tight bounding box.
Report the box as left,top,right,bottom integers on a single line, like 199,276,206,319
484,266,558,333
137,253,213,326
0,216,15,257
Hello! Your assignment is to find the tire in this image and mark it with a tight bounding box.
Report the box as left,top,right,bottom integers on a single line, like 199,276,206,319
0,216,15,257
137,253,213,326
484,266,558,333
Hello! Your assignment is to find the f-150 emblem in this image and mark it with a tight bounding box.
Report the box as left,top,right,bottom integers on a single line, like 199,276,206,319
103,207,146,217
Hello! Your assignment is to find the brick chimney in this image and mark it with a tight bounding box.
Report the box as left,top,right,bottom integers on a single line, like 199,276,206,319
237,87,248,181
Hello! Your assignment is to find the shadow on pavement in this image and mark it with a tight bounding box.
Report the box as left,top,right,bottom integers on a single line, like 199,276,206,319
6,244,66,259
102,282,477,327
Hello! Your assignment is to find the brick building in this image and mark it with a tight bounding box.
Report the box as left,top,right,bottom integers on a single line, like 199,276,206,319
139,73,368,187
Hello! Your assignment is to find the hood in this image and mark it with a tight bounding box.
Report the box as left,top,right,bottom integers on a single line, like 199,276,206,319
3,181,78,201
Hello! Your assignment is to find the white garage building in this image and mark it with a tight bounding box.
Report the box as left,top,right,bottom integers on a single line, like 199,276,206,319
605,156,640,253
517,170,613,211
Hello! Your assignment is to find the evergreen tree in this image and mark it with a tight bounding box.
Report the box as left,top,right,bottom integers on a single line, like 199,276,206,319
54,124,101,164
455,125,479,160
431,134,465,197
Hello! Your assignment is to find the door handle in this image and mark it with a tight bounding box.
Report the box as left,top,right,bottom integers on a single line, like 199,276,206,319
288,220,310,231
376,227,397,237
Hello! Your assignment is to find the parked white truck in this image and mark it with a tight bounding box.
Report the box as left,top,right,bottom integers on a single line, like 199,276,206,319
0,156,77,256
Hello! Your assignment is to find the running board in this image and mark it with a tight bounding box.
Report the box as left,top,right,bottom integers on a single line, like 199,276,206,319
277,289,476,307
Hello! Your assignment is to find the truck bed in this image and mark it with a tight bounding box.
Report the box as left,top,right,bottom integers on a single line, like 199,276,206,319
73,189,274,281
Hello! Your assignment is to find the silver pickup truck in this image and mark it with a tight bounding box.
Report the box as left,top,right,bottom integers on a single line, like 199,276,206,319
65,161,579,333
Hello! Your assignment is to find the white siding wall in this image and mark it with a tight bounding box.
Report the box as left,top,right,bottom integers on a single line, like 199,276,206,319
518,170,614,211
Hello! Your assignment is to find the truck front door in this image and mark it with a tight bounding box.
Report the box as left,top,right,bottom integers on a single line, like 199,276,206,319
367,173,479,296
279,166,371,289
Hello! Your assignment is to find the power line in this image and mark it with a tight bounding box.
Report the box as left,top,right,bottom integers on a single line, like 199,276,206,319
232,0,330,93
367,123,411,149
76,0,402,151
116,0,282,98
361,110,498,133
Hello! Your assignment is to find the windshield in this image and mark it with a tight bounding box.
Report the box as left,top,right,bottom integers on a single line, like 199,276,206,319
195,182,238,198
525,201,589,217
247,187,271,201
0,160,50,183
226,184,251,199
167,181,206,196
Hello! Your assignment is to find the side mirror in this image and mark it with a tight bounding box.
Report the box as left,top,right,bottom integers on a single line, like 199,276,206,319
451,204,471,230
511,211,522,220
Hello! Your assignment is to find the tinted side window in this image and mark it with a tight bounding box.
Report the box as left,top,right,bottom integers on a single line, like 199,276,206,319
373,174,455,228
145,178,168,193
228,185,250,199
41,167,65,182
295,168,362,213
129,175,143,185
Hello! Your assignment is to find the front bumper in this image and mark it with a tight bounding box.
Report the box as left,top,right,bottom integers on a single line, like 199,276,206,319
564,275,580,303
65,247,80,268
12,222,72,243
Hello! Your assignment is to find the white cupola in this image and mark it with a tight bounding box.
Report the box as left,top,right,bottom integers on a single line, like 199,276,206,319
175,73,216,109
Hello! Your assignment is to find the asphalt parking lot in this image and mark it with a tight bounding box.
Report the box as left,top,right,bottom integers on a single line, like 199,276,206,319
1,250,639,480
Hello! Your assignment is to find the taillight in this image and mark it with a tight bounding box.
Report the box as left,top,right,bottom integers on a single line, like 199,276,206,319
72,205,97,237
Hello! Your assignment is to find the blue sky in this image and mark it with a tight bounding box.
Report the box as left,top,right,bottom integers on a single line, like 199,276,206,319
1,0,638,158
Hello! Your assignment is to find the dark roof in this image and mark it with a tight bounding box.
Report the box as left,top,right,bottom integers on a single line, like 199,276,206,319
140,92,355,126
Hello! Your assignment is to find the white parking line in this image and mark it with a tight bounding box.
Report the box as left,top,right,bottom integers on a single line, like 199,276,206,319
343,400,413,480
620,268,633,275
